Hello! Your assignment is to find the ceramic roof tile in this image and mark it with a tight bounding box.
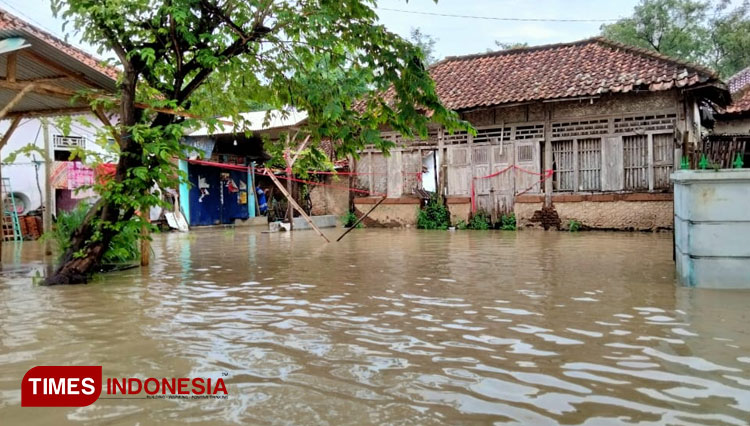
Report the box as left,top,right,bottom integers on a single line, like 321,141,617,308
424,37,718,110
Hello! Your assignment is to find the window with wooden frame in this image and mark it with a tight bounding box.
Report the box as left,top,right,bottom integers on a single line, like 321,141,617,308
623,133,674,191
551,138,602,192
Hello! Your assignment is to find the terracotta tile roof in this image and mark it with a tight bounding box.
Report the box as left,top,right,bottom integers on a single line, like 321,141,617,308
728,66,750,93
724,67,750,114
725,88,750,114
426,37,719,110
0,8,119,81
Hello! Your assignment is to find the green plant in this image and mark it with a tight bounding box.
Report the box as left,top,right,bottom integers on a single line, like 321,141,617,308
468,211,491,230
500,213,517,231
417,197,451,230
568,219,582,232
43,0,473,284
47,203,140,264
341,211,362,228
455,219,468,230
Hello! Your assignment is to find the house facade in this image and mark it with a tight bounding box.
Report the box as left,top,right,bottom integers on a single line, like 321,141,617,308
353,38,727,230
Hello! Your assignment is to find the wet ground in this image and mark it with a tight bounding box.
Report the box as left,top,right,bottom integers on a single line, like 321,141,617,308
1,228,750,425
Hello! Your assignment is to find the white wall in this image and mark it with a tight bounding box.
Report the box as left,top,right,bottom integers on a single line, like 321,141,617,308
0,114,112,214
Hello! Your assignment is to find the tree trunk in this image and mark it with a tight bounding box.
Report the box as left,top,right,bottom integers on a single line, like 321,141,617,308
43,69,148,285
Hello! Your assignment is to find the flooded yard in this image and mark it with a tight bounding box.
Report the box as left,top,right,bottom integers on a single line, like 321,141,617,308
1,228,750,425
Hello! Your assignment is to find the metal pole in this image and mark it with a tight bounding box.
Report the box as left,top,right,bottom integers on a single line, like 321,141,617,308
42,118,52,256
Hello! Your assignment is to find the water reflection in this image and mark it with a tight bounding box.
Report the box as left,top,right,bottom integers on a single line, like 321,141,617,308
1,229,750,424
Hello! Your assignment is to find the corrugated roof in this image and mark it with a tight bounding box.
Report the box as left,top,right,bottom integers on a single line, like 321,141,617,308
0,7,118,116
190,108,308,136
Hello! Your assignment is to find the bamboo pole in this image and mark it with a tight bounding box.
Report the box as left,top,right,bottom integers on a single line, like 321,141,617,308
336,197,385,242
264,169,330,243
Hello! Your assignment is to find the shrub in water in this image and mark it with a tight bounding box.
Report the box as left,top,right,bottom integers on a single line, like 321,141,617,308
48,203,140,264
341,211,363,228
500,213,517,231
417,196,451,230
468,211,491,230
568,219,582,232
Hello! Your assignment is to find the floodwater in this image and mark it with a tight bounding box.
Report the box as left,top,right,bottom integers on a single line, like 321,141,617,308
2,228,750,425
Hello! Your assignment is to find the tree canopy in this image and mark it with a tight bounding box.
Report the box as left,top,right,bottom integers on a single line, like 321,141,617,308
44,0,470,284
409,27,439,65
601,0,750,79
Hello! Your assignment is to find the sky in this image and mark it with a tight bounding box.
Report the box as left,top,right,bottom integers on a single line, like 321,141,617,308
0,0,642,61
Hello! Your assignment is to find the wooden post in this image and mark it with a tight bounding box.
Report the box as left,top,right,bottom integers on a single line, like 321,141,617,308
7,53,17,83
437,127,445,203
433,150,438,194
285,149,293,230
543,106,553,207
251,162,260,216
42,118,53,256
647,133,654,192
265,169,330,243
141,220,150,266
348,155,356,212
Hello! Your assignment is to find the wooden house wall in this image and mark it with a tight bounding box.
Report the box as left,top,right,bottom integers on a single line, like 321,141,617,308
355,91,695,217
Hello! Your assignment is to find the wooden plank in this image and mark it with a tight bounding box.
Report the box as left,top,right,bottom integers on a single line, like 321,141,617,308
93,106,122,147
386,150,403,197
265,169,330,243
572,138,579,192
0,116,21,150
543,107,552,206
0,84,35,119
647,133,654,191
336,197,386,242
6,53,17,82
601,136,622,191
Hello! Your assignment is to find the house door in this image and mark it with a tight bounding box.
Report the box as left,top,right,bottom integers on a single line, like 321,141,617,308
446,145,472,196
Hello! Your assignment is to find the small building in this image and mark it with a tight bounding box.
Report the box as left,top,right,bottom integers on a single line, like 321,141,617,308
180,109,306,227
0,7,118,243
355,38,728,230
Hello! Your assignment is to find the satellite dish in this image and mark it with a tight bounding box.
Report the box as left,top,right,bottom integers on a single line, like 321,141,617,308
0,37,31,55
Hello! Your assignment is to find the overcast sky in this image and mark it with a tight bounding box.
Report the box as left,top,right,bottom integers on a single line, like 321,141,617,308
0,0,641,60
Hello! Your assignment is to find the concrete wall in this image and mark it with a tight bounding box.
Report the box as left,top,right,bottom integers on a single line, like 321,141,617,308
673,170,750,289
0,115,111,214
309,182,349,217
713,116,750,135
515,193,673,231
446,198,471,224
353,198,420,227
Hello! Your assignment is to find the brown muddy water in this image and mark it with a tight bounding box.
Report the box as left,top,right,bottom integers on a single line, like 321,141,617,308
1,228,750,425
